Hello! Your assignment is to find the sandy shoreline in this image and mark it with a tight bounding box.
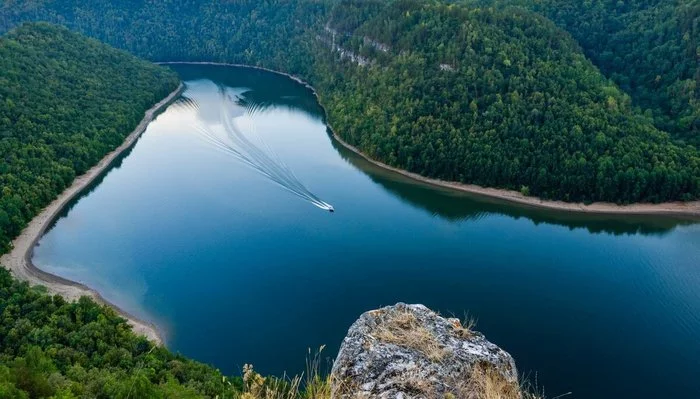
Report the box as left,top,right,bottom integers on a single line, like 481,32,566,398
161,61,700,219
0,83,184,345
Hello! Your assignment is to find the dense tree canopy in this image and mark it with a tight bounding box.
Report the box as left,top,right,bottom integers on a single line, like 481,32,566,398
1,0,698,204
314,0,700,203
0,22,241,399
0,268,247,398
475,0,700,146
0,23,179,252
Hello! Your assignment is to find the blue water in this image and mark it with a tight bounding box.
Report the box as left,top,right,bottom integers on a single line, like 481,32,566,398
34,65,700,399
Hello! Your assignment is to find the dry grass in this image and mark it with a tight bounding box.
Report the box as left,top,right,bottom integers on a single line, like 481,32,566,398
232,348,331,399
447,362,548,399
237,364,301,399
372,308,448,362
231,352,546,399
448,312,477,339
304,346,332,399
455,362,523,399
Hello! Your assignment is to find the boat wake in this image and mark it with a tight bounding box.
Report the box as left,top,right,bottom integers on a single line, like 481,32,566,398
176,84,334,212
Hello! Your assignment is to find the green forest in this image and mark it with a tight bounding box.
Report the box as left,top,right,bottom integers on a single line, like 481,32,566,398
315,0,699,202
1,0,698,203
499,0,699,145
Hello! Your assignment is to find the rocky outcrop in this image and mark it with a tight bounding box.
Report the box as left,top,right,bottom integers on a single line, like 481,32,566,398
439,63,456,72
331,303,522,399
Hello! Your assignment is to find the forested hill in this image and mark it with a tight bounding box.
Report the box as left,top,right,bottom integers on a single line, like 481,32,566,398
0,0,328,77
474,0,700,146
1,1,699,205
315,0,699,203
0,23,179,252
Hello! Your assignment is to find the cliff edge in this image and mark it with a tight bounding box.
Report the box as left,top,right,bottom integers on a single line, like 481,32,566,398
331,303,524,399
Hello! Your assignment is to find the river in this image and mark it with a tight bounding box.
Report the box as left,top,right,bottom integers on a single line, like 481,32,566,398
33,64,700,398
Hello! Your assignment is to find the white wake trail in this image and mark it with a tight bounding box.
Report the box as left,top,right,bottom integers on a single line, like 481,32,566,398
183,86,334,212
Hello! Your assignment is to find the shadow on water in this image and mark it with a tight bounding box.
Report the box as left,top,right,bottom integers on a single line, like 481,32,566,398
329,136,694,236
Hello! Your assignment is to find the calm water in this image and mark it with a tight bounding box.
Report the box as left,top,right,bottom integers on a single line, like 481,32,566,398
34,65,700,399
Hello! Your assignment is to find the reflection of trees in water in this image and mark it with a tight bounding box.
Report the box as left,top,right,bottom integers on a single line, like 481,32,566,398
175,80,333,211
170,64,324,119
171,88,320,121
236,90,321,118
330,137,691,237
169,95,200,113
56,68,332,229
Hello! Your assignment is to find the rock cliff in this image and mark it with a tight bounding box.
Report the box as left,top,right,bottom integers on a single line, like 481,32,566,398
331,303,522,399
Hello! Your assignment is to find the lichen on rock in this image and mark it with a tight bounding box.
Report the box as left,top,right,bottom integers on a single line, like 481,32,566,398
331,303,521,399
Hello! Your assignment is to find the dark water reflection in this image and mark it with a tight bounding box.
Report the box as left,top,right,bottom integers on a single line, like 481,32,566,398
173,64,325,119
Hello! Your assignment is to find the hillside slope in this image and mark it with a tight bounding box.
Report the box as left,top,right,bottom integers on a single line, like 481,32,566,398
0,268,246,398
313,0,700,202
476,0,699,145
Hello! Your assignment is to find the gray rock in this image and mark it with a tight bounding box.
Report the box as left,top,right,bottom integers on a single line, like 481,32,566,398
331,303,521,399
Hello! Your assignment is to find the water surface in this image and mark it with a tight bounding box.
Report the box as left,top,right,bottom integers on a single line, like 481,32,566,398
34,65,700,399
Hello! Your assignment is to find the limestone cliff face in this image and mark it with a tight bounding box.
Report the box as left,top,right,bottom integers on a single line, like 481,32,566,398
331,303,522,399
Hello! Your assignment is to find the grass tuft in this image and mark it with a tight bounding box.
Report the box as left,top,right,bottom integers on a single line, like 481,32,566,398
234,348,331,399
372,307,449,362
455,362,523,399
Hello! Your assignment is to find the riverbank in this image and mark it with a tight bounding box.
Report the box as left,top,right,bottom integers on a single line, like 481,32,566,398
332,134,700,219
161,61,700,219
0,83,184,345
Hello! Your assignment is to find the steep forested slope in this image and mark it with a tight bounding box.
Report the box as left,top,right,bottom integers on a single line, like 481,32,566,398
0,0,328,77
0,23,179,251
0,1,698,204
477,0,699,145
541,0,699,145
314,0,699,203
